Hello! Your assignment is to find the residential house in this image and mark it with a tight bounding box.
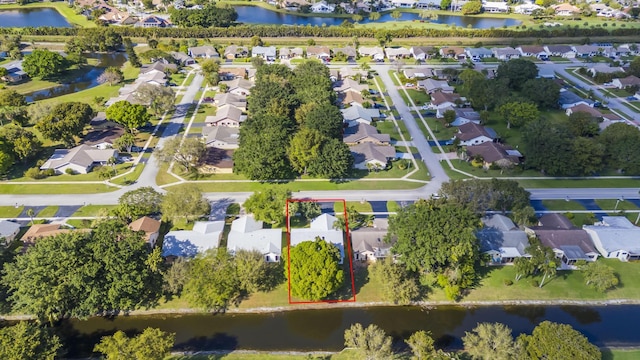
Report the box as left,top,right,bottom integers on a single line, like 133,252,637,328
483,1,508,12
21,224,81,249
553,3,580,16
612,75,640,89
135,15,171,27
227,216,282,262
584,216,640,261
465,47,493,62
441,106,481,126
162,221,225,258
453,122,496,146
99,10,134,25
525,213,599,268
491,47,520,61
439,46,466,60
0,220,21,244
544,45,575,58
0,60,27,83
203,125,239,149
338,67,368,81
565,103,603,118
423,79,454,94
279,47,304,59
201,147,234,174
40,145,118,175
251,46,277,62
224,45,249,60
137,70,168,87
476,214,530,264
351,218,396,262
279,0,310,8
558,89,594,109
128,216,161,247
404,67,433,79
588,64,625,77
350,142,396,170
306,46,332,61
188,46,219,59
343,123,390,145
517,45,549,60
214,92,247,111
341,106,381,126
384,47,411,61
83,125,125,150
410,46,435,61
171,51,196,66
340,91,368,107
220,78,253,96
140,61,177,75
416,0,441,8
391,0,417,7
358,46,385,61
466,142,521,169
430,91,461,110
514,3,542,14
311,0,335,12
334,78,368,93
572,45,600,58
290,214,344,263
332,46,357,61
205,105,246,127
218,67,246,81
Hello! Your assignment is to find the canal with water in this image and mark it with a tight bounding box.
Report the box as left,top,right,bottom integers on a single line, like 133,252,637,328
0,8,71,27
55,305,640,356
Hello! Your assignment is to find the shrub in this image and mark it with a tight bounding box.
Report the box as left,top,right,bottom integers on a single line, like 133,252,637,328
531,279,539,287
65,168,76,175
504,279,513,286
25,167,45,179
565,212,575,219
44,169,55,177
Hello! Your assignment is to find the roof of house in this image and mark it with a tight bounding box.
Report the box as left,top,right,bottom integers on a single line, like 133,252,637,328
573,45,600,54
341,90,366,105
615,75,640,86
140,61,176,75
455,122,496,141
410,46,434,56
350,226,395,255
188,45,219,57
559,89,593,105
227,216,282,256
219,67,247,78
405,67,433,78
528,215,597,258
129,216,161,235
453,107,481,121
332,46,356,57
224,45,249,56
280,47,304,56
0,60,25,76
171,51,194,64
341,106,380,122
221,78,254,91
584,216,640,255
205,105,245,124
440,46,465,56
477,214,529,256
339,67,368,79
40,145,117,171
589,64,625,74
492,47,520,57
466,142,521,164
538,213,575,229
518,45,546,54
136,15,171,27
430,91,461,106
568,103,602,117
21,224,73,243
423,79,454,93
553,3,580,12
384,47,411,57
162,220,225,257
334,78,368,93
545,45,574,53
465,47,493,56
203,125,240,146
214,92,247,107
83,126,125,147
290,214,344,259
252,46,277,57
350,142,396,164
343,123,390,144
0,220,20,238
358,46,385,57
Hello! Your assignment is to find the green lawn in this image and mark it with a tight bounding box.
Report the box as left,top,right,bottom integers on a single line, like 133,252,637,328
35,206,59,218
0,206,23,218
405,89,431,105
0,183,118,194
9,163,134,182
596,199,639,211
111,163,146,186
167,179,423,193
518,178,640,188
374,121,401,141
541,200,586,211
604,349,640,360
416,114,456,141
71,205,119,217
334,201,373,214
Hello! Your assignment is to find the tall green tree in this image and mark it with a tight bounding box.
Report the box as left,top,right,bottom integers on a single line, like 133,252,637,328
183,249,241,311
406,330,436,360
599,123,640,175
298,101,343,139
523,118,576,176
286,239,343,301
134,84,175,116
0,90,26,107
571,137,605,176
116,187,164,221
160,184,210,222
233,125,293,180
200,58,220,86
567,111,600,137
518,321,600,360
22,49,67,79
94,327,175,360
526,237,557,287
496,101,540,129
0,124,41,161
580,261,619,292
307,138,353,179
97,66,124,86
0,322,62,360
287,128,323,175
496,58,538,91
243,188,291,225
155,137,206,172
370,257,420,304
521,78,561,109
462,322,515,360
440,178,530,214
106,100,151,132
344,323,393,360
35,102,94,147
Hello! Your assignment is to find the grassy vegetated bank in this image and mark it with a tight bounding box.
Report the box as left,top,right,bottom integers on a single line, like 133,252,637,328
0,2,96,28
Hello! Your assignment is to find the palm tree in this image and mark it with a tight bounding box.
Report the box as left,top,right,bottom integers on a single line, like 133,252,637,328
26,208,35,225
391,10,402,21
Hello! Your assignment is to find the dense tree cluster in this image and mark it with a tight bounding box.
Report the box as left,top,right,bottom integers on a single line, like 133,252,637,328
285,239,344,301
440,178,532,215
22,49,68,79
243,188,291,225
234,61,352,180
387,199,480,300
0,322,62,360
94,327,174,360
106,100,151,132
2,220,163,323
35,102,94,147
170,5,238,28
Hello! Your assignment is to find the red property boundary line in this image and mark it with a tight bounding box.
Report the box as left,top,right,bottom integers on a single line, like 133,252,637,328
286,198,357,304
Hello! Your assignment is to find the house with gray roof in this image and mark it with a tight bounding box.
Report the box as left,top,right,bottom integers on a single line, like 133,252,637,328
224,45,249,59
384,47,411,60
203,126,239,149
171,51,196,66
279,47,303,59
306,46,331,60
188,45,219,59
227,216,283,262
332,46,357,61
290,214,344,263
343,123,390,145
334,78,368,93
588,64,625,77
572,45,600,57
477,214,530,264
465,47,493,61
526,213,599,268
466,142,521,169
251,46,277,61
423,79,454,94
517,45,549,59
0,220,21,244
558,89,594,109
140,60,177,75
214,92,247,111
341,106,381,126
410,46,435,61
404,67,433,79
584,216,640,261
453,122,496,146
162,221,225,258
491,47,520,61
205,105,246,127
544,45,575,58
221,78,253,96
40,145,118,174
0,60,27,83
351,218,396,262
441,106,481,126
350,142,396,170
358,46,385,61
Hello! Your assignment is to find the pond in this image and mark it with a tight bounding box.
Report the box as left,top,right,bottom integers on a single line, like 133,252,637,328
58,305,640,357
234,6,521,28
0,8,71,28
24,53,128,102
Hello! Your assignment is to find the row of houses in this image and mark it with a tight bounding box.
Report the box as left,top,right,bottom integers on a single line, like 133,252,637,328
479,213,640,268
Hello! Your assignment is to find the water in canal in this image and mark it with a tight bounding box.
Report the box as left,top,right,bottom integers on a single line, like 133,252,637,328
58,305,640,356
0,8,71,28
234,6,521,28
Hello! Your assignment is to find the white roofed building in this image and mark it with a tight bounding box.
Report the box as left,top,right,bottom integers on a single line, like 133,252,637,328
228,216,283,262
290,214,345,263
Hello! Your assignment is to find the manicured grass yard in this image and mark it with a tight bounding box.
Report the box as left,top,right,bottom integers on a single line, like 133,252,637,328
168,179,423,193
518,178,640,188
0,183,118,194
541,200,586,211
405,89,431,106
596,199,639,211
35,206,59,218
0,206,23,218
334,201,373,214
71,205,119,217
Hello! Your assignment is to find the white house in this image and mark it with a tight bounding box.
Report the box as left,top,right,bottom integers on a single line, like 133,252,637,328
514,3,541,14
476,214,530,264
221,78,254,96
465,47,493,62
410,46,435,61
572,45,600,58
491,47,520,61
228,216,283,262
188,45,219,59
584,216,640,261
350,142,396,170
482,1,508,13
252,46,277,62
0,220,21,244
612,75,640,89
384,47,411,60
544,45,575,58
162,221,225,258
40,145,118,175
311,1,335,13
358,46,385,61
423,79,454,94
453,122,496,146
290,214,344,263
341,106,380,127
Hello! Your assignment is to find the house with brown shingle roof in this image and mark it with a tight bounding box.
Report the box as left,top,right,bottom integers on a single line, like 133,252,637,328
343,123,390,145
612,75,640,89
454,122,497,146
306,46,331,60
565,103,603,118
218,67,246,81
128,216,161,247
341,91,368,107
430,91,461,109
439,46,466,60
466,142,521,169
21,224,88,251
205,105,246,127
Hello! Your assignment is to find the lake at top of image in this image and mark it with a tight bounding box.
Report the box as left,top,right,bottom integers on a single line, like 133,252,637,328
234,6,521,28
0,8,71,28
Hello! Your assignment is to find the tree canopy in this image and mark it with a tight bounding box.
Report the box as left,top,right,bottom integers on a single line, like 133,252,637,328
344,323,393,360
518,321,601,360
155,137,206,172
463,322,515,360
286,239,344,301
496,58,538,91
581,261,619,292
160,184,210,222
116,187,164,221
243,188,290,225
35,102,94,147
0,322,62,360
170,4,238,27
94,327,175,360
106,100,151,132
440,178,531,214
22,49,68,79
